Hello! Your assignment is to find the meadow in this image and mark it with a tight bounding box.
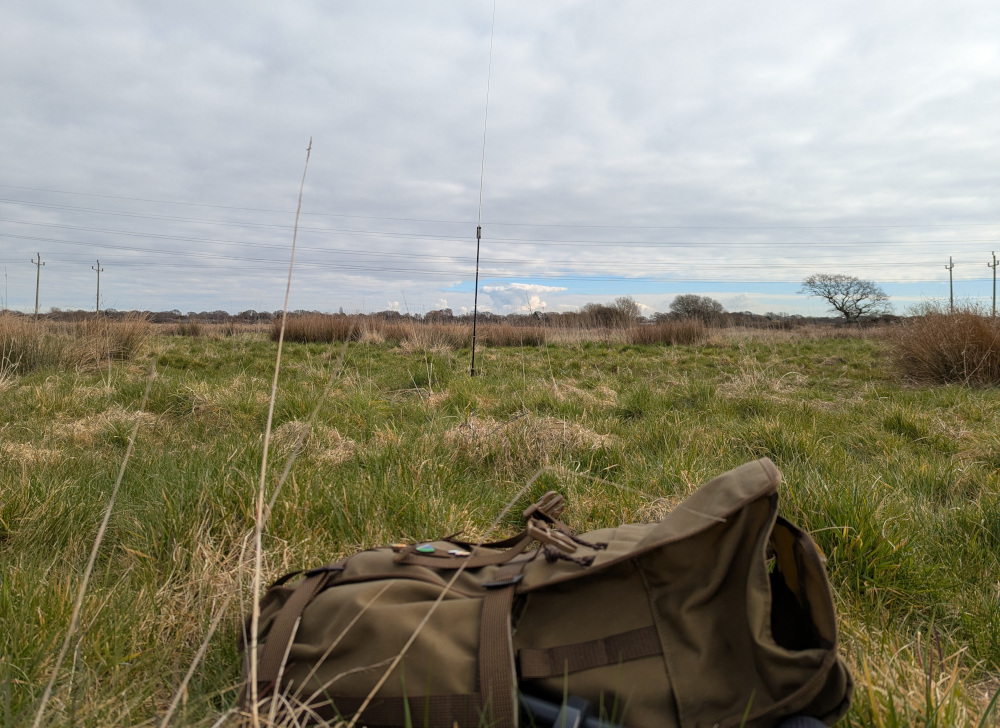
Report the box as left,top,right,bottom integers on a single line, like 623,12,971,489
3,316,1000,726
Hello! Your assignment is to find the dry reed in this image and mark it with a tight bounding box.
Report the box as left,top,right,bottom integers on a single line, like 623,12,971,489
628,320,707,345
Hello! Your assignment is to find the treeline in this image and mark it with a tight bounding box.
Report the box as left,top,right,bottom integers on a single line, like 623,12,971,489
11,300,900,328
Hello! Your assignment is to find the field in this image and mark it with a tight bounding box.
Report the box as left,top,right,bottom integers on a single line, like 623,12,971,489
3,321,1000,726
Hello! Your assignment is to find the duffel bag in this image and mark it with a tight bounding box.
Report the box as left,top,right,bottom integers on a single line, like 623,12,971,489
240,457,852,727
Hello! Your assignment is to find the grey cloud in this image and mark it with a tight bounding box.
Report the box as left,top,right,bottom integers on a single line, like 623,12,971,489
1,0,998,314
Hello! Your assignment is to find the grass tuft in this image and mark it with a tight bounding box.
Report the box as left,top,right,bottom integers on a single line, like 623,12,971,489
628,320,707,345
892,305,1000,385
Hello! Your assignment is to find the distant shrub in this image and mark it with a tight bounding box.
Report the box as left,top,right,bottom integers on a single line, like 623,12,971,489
628,320,706,346
892,305,1000,385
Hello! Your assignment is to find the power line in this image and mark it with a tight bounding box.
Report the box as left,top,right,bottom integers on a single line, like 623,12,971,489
7,230,995,275
2,183,1000,230
5,214,1000,252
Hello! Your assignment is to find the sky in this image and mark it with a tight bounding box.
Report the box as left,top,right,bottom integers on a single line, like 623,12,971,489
1,0,999,317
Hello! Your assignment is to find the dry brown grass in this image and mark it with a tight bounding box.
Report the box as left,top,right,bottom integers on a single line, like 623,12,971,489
443,414,614,458
892,305,1000,385
0,313,150,374
628,320,707,345
0,314,65,372
49,406,158,446
72,313,151,364
275,314,359,344
272,315,552,349
271,420,357,465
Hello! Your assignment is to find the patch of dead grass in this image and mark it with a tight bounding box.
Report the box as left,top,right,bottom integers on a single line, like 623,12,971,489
718,357,808,399
443,414,614,457
271,420,357,464
50,406,158,445
1,441,62,464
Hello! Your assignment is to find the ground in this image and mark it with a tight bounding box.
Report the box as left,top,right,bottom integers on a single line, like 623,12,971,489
2,327,999,726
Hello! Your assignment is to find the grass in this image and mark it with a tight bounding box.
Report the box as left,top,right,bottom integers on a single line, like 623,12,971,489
0,313,151,373
892,305,1000,386
3,326,1000,725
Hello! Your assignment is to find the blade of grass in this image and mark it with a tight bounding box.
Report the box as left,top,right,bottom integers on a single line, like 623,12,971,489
158,594,233,728
249,138,313,728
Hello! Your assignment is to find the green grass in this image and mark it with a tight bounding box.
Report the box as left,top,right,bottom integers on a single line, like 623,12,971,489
3,329,1000,725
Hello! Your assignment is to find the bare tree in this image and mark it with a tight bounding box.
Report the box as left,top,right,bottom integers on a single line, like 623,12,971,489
613,296,642,322
799,274,890,322
668,294,725,323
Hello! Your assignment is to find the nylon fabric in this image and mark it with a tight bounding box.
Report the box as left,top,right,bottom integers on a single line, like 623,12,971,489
517,625,662,679
241,458,852,727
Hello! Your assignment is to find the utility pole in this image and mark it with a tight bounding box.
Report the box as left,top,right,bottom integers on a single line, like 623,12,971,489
945,256,955,313
92,260,104,313
31,253,44,319
989,251,998,318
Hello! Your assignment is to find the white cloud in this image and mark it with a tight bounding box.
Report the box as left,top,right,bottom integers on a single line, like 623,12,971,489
480,282,568,313
721,294,755,311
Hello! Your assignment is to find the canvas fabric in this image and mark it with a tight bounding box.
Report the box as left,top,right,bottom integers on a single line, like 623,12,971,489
241,457,852,727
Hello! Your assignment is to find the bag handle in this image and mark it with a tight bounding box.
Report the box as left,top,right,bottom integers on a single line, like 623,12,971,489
393,491,573,569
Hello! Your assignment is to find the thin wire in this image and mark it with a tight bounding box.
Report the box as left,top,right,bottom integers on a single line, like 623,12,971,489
2,185,999,230
471,0,497,377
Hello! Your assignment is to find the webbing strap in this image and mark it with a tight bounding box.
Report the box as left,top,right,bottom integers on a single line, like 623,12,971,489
479,561,528,728
518,625,662,679
394,532,534,569
308,693,485,728
254,564,344,690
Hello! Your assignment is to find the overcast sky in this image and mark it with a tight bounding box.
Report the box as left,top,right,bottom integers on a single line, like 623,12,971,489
2,0,999,316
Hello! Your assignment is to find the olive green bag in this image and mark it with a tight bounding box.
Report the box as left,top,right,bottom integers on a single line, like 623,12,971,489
242,458,852,727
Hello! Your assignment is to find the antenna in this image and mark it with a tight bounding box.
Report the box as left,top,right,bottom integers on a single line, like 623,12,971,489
92,259,105,313
470,0,497,377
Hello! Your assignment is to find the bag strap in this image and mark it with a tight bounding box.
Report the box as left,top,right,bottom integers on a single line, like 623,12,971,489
479,560,530,728
517,625,662,679
393,532,535,568
252,562,346,692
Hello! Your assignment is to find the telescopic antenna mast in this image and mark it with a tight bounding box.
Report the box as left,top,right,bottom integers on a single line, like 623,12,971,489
470,0,497,377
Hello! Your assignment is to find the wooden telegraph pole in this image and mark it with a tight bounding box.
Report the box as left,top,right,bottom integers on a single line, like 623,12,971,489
945,256,955,312
92,260,104,313
31,253,44,319
989,252,998,318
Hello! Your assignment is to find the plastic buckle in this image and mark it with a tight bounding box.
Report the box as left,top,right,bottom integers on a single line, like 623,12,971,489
522,491,566,523
527,519,578,554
